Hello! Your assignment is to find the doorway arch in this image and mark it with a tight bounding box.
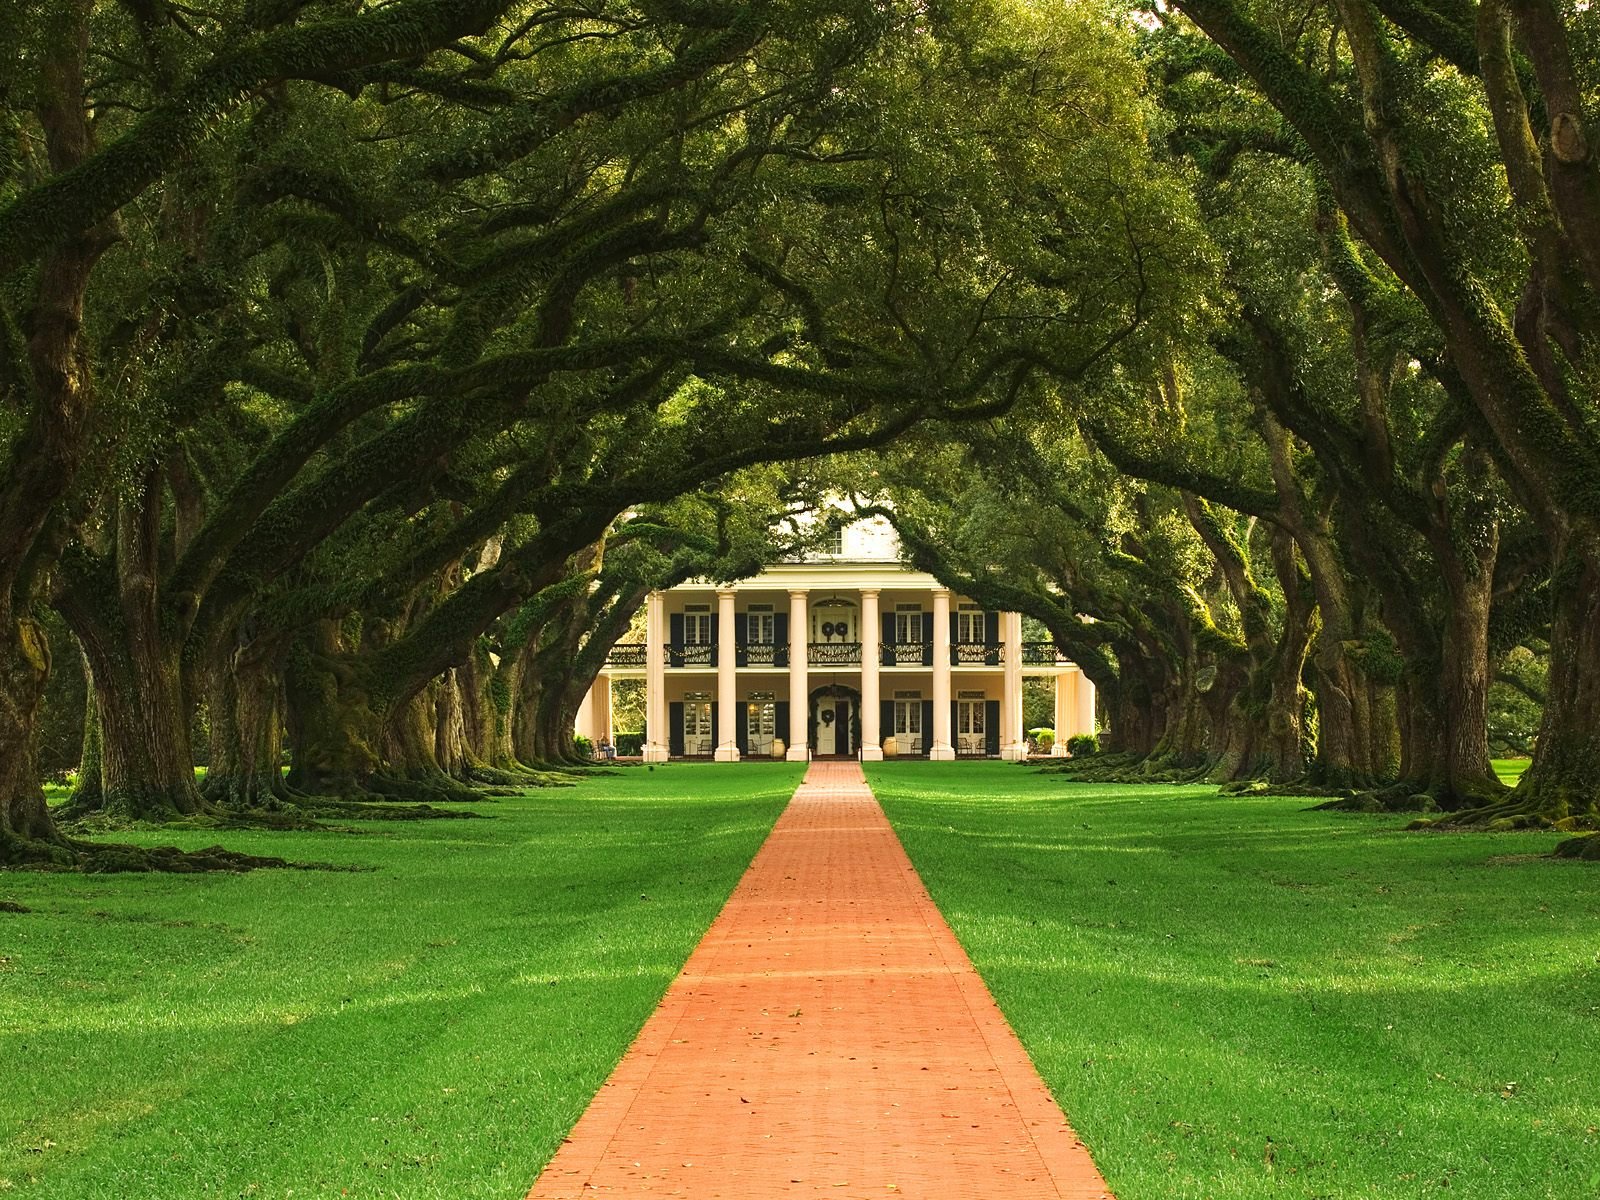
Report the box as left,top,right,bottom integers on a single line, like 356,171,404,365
808,683,861,758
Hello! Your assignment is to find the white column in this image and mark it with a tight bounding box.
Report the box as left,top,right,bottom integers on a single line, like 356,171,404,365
593,673,613,744
1000,611,1028,760
860,589,883,761
575,687,595,743
786,589,810,760
714,588,740,761
1051,672,1072,754
1076,668,1097,742
643,590,669,762
929,588,955,760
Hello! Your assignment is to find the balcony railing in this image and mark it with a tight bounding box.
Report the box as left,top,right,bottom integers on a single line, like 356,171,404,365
737,643,788,668
808,641,861,666
1021,641,1071,665
953,642,1001,666
882,641,929,666
606,643,647,667
666,642,714,667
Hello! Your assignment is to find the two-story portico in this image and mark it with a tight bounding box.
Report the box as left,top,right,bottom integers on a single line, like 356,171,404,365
577,515,1096,761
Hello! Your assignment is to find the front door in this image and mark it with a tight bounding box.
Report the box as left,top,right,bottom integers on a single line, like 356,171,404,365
815,697,853,755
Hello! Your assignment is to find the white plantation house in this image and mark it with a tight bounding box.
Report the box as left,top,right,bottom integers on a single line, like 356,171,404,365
575,513,1096,761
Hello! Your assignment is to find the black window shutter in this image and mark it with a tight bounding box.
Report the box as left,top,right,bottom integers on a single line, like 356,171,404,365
882,613,895,665
710,615,719,668
920,700,934,752
951,701,959,749
985,700,1001,756
774,612,788,667
669,702,685,756
669,613,685,668
710,702,719,753
736,703,750,754
922,613,933,666
985,612,1000,665
775,701,790,748
880,700,894,750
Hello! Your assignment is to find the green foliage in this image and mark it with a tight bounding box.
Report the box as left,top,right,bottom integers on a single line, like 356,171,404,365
613,732,644,757
1066,732,1099,756
572,733,594,760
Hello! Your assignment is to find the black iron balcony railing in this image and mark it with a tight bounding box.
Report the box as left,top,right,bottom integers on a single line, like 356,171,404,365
953,642,1001,666
665,642,714,667
1020,641,1071,665
882,641,929,666
606,643,647,667
737,643,788,668
808,641,861,666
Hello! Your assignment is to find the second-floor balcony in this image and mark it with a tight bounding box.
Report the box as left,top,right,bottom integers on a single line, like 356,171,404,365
1021,641,1071,665
952,642,1001,666
606,643,648,667
808,641,861,666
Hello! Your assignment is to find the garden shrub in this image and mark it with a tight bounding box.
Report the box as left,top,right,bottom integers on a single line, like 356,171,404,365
1066,733,1099,757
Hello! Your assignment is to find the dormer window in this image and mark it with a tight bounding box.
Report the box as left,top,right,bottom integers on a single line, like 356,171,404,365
821,527,844,555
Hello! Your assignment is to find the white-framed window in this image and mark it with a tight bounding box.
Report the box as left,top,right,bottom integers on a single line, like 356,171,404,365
957,606,986,643
894,607,923,644
746,611,775,645
683,611,712,645
682,691,713,750
820,527,844,554
894,699,923,735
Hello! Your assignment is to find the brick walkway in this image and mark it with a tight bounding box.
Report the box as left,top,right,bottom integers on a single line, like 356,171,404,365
527,761,1113,1199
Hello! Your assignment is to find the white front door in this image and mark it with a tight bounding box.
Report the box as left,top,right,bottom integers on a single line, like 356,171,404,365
812,604,856,643
815,698,851,755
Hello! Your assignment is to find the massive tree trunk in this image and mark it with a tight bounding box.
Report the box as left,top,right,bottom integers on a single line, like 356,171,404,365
284,622,383,797
1477,548,1600,826
0,5,107,861
0,617,71,863
56,489,206,820
203,628,291,809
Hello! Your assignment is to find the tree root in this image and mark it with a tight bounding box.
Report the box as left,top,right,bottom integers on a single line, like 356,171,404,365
1554,833,1600,861
2,828,341,874
1408,793,1600,833
1,899,32,913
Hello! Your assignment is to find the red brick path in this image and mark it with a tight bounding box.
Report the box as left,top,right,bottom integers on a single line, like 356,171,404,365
527,760,1114,1199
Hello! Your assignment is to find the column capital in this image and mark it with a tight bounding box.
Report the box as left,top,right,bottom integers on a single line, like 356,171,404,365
931,585,951,597
859,587,880,598
716,586,737,598
789,587,809,599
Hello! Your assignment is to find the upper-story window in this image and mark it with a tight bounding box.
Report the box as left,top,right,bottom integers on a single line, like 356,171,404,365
894,607,923,644
957,607,986,643
746,610,774,645
682,609,712,644
820,527,844,555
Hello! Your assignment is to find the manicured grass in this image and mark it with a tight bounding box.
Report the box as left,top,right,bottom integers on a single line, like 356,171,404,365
1494,757,1531,786
868,761,1600,1200
1,763,802,1199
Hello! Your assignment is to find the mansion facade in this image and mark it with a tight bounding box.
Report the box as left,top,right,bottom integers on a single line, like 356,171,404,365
575,515,1096,762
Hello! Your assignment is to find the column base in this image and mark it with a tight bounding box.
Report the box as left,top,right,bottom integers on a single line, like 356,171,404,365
1000,743,1030,762
1050,742,1068,757
859,745,885,762
713,744,741,763
928,743,956,761
785,744,812,762
642,743,670,763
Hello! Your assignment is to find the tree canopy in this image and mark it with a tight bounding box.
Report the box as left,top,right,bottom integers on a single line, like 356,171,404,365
1,0,1596,866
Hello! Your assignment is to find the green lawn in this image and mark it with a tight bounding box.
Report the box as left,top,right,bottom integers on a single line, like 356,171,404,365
1494,757,1531,786
0,763,802,1199
868,761,1600,1200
